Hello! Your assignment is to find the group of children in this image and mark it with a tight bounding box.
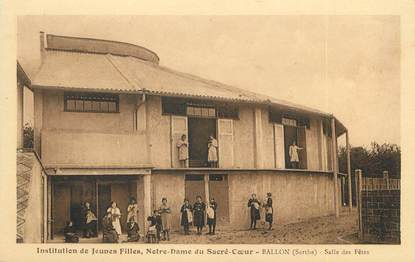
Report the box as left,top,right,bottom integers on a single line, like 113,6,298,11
63,193,273,243
247,192,274,230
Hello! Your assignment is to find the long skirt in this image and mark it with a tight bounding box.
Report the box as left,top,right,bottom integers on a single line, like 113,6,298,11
112,219,122,235
161,213,172,231
193,211,205,227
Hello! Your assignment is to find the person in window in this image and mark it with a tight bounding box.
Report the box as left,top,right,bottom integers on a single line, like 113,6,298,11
263,192,273,230
82,201,97,238
64,221,79,243
180,199,193,235
289,140,303,169
159,197,172,241
107,201,122,239
208,135,218,168
206,197,218,235
193,195,206,235
177,134,189,168
248,194,261,230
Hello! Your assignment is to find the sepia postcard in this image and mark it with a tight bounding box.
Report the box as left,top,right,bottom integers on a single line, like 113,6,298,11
1,1,414,261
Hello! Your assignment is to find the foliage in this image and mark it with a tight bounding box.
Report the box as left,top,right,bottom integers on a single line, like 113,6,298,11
23,123,34,149
338,142,400,178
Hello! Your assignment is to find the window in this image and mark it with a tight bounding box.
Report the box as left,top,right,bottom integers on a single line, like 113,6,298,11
162,97,186,115
282,117,297,127
209,174,227,181
217,105,239,119
64,92,119,113
186,105,216,118
185,175,204,181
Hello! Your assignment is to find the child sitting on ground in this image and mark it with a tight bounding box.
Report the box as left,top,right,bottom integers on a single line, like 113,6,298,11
127,217,140,242
64,221,79,243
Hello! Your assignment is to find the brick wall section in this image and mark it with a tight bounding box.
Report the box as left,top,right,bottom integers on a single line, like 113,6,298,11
361,190,400,243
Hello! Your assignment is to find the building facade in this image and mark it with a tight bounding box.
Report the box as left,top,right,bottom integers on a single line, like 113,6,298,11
23,33,352,241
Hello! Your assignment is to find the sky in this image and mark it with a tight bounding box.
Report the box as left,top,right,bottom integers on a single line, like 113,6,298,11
17,15,400,147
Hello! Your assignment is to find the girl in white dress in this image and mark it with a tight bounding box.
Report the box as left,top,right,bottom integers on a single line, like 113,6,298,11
107,201,122,237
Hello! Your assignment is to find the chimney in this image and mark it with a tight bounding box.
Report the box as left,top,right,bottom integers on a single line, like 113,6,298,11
40,31,46,62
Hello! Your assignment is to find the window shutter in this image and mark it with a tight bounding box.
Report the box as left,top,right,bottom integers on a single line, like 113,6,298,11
218,119,234,168
274,123,285,169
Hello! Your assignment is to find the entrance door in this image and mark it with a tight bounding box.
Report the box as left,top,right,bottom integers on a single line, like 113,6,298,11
185,175,205,203
284,125,298,168
209,174,229,223
188,118,216,167
97,184,111,230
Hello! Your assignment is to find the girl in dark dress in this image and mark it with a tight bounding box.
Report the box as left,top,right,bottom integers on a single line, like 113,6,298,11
102,212,118,243
127,217,140,242
64,221,79,243
206,198,217,235
193,196,206,235
147,210,163,242
264,192,273,230
180,199,192,235
247,193,261,230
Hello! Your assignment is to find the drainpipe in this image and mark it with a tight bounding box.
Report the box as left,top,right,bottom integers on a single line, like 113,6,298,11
331,117,339,217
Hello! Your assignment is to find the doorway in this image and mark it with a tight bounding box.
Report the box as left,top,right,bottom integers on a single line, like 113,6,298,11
188,118,217,167
185,175,205,203
97,184,111,230
284,125,298,168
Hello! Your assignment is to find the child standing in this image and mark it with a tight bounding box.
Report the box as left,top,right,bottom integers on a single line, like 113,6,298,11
206,198,218,235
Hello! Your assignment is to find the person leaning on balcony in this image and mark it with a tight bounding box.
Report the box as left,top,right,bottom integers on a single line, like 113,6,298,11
177,134,189,168
289,140,303,169
248,194,261,230
208,135,218,168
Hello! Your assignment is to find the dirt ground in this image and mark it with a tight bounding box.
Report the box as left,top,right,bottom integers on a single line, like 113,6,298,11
50,209,359,244
164,210,359,244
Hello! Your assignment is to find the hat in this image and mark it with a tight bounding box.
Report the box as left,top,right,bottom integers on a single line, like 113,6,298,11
267,192,272,197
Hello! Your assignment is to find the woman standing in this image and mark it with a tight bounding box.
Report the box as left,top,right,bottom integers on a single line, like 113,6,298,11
264,192,273,230
206,198,218,235
82,201,97,238
126,197,139,224
177,134,189,168
159,197,172,240
180,199,192,235
107,201,122,238
193,196,206,235
247,194,261,230
208,135,218,168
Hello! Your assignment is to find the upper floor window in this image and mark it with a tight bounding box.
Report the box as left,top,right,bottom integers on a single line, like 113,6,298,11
64,92,119,113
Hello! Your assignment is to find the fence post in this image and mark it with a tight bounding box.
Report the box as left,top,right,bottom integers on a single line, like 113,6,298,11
355,169,363,239
383,171,389,190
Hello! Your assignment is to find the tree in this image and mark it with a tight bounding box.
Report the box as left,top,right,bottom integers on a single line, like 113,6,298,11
23,123,34,149
338,142,400,178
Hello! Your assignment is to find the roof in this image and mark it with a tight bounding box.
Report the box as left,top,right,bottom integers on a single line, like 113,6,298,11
17,61,31,87
31,34,347,134
33,50,330,113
